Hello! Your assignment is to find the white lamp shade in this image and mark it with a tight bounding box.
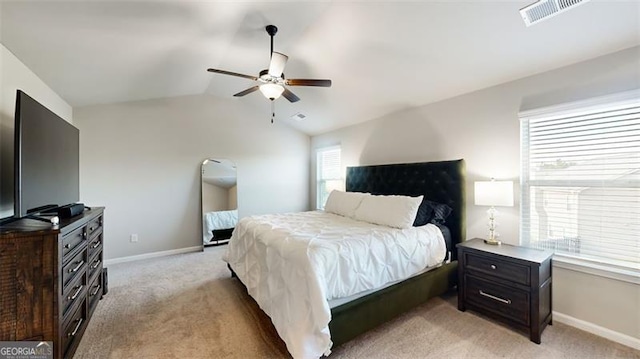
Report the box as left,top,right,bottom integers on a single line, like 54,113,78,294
474,180,514,207
259,84,284,100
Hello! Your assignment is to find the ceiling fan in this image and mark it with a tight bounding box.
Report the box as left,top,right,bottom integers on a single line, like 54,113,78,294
207,25,332,104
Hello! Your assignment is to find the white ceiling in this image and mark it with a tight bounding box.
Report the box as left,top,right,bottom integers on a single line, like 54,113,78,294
1,1,639,135
202,158,237,189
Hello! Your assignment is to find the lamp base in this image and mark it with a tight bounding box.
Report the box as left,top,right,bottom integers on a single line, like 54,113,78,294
483,238,501,245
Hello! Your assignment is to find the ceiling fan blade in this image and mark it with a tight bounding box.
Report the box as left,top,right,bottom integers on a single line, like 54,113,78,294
286,79,332,87
207,68,257,81
233,86,259,97
282,88,300,103
268,52,288,77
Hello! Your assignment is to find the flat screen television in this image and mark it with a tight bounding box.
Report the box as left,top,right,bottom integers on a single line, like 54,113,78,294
14,90,79,218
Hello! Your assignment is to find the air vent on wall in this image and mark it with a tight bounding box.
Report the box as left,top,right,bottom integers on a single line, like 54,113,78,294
520,0,590,27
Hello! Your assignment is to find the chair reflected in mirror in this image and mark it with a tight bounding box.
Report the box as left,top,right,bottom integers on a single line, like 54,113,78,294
201,159,237,247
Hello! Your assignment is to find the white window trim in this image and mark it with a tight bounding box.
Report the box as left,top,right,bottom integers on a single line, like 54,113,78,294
552,255,640,285
518,89,640,119
519,89,640,282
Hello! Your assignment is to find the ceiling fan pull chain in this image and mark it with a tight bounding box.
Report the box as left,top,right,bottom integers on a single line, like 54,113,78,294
271,100,275,124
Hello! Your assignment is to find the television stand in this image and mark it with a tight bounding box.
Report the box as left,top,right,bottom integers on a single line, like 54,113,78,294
0,207,106,359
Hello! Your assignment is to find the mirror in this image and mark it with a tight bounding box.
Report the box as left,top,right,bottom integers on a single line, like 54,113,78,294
201,159,237,247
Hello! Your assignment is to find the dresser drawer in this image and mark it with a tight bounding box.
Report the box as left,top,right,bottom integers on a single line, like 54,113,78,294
88,252,103,283
466,274,530,326
62,225,87,263
61,273,87,319
62,249,87,289
87,233,103,261
87,216,103,239
87,273,102,316
62,301,87,359
466,253,530,286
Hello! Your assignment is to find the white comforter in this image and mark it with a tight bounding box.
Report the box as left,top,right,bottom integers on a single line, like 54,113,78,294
203,209,238,243
223,211,446,359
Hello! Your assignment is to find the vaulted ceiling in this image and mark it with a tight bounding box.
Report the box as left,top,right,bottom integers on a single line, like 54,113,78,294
1,1,638,135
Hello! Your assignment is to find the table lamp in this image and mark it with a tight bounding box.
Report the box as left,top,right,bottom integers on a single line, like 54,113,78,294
474,179,514,245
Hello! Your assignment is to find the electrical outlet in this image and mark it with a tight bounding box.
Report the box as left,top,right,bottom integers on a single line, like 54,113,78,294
130,234,138,243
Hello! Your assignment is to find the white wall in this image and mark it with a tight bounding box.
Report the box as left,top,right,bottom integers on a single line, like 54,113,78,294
228,185,237,209
202,182,230,213
0,43,73,219
311,46,640,341
74,94,310,260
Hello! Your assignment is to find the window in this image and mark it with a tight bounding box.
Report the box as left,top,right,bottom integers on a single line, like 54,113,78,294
520,92,640,271
316,146,343,209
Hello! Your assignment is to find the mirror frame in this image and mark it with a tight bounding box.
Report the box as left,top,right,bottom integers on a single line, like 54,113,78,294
200,158,237,250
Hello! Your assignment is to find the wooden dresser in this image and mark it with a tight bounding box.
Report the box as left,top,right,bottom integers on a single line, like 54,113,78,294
0,207,105,359
457,238,553,343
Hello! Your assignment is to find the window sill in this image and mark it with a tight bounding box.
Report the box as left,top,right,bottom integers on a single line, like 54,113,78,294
552,255,640,285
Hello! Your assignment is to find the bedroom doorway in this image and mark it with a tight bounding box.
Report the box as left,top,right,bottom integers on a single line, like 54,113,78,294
201,158,237,249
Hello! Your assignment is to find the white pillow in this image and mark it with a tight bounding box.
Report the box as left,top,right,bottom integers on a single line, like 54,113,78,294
324,190,369,218
354,194,423,229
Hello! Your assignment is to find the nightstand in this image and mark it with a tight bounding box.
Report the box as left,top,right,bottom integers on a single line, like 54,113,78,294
457,238,553,344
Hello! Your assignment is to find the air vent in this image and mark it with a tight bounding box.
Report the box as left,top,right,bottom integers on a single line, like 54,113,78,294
520,0,590,26
290,112,307,121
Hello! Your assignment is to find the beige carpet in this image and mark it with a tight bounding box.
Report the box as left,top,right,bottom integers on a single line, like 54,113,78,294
74,246,639,359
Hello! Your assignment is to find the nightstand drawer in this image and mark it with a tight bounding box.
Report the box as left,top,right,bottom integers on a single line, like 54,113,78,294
466,253,530,286
466,275,530,326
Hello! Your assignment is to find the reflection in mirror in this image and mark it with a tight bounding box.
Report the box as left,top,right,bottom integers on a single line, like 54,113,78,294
201,159,237,247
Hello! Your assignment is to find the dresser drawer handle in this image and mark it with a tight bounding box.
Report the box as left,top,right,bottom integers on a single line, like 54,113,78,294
89,226,94,232
64,244,71,249
68,318,83,337
91,285,102,297
91,259,101,270
67,285,83,301
83,231,87,239
68,260,84,273
91,240,101,249
479,290,511,305
490,264,496,270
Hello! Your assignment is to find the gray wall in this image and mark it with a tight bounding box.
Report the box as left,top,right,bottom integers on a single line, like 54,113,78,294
311,46,640,340
74,94,310,260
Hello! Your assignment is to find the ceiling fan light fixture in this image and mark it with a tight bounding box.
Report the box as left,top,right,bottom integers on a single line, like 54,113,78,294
259,83,284,100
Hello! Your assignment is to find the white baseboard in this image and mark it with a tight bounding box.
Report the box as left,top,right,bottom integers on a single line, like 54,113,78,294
104,246,202,266
553,311,640,351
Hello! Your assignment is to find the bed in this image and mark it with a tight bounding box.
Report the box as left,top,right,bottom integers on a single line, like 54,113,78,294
225,159,466,358
203,209,237,245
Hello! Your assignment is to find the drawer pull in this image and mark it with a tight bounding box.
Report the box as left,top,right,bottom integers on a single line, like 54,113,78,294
68,260,84,273
67,285,83,301
68,318,83,337
91,285,102,296
91,240,101,249
64,244,71,249
83,231,87,239
490,264,496,270
91,259,101,269
479,290,511,305
89,226,94,231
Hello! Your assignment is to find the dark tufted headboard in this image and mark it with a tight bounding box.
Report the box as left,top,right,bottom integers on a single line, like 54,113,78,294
346,159,466,260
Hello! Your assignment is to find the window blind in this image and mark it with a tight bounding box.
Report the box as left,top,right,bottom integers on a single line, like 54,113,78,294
521,99,640,270
316,147,342,209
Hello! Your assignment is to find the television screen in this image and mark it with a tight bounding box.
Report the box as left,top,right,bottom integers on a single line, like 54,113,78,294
14,90,79,217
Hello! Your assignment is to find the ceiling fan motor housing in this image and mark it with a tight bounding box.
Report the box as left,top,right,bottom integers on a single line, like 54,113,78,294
266,25,278,36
